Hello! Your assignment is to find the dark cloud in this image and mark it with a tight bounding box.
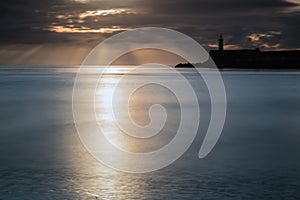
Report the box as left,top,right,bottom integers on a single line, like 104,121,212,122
0,0,299,65
139,0,296,14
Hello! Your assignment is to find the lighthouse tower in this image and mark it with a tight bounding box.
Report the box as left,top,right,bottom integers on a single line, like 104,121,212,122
218,34,224,51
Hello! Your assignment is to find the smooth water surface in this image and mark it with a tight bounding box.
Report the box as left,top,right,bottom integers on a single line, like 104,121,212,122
0,66,299,199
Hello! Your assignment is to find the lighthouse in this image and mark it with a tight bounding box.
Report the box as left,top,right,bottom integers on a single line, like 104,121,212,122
218,34,224,51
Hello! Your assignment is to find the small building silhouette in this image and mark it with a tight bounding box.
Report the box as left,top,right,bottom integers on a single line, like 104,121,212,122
218,34,224,51
209,35,300,69
175,35,300,69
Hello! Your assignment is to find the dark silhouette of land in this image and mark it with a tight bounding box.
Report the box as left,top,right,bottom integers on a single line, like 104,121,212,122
175,35,300,69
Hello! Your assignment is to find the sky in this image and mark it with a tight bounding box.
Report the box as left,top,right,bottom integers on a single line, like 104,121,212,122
0,0,300,65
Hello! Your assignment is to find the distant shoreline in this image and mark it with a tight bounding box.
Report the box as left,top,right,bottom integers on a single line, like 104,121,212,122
175,66,300,72
175,49,300,70
175,64,300,72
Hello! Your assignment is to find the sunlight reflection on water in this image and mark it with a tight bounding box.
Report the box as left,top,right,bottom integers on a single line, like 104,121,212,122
0,67,300,199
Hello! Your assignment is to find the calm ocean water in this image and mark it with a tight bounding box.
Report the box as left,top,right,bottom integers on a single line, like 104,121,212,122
0,66,299,199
